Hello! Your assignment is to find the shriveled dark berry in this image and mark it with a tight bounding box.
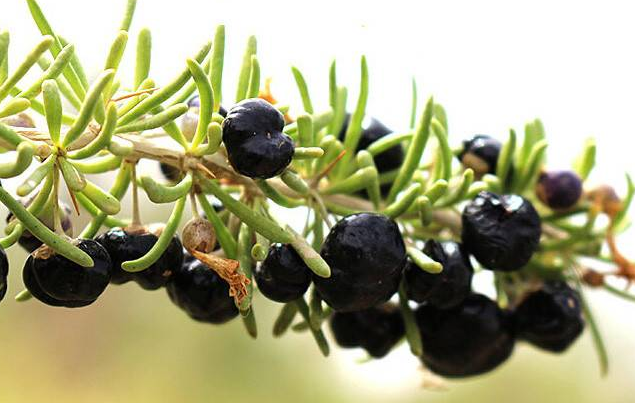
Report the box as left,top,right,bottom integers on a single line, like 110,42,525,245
222,98,294,179
462,191,541,271
166,253,238,324
0,247,8,302
404,240,473,309
330,303,405,358
536,170,583,211
6,199,73,252
23,239,112,307
514,281,584,352
254,243,311,302
458,134,501,177
96,226,183,289
314,213,406,312
415,293,515,378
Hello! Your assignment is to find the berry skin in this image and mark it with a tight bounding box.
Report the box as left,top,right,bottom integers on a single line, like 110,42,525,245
338,115,404,174
314,213,406,312
96,226,183,289
222,98,294,179
457,135,502,177
514,281,584,353
0,247,8,302
6,199,73,252
415,293,515,378
254,243,312,302
23,239,112,307
166,253,238,324
462,191,541,271
536,170,583,211
404,240,473,309
330,303,405,358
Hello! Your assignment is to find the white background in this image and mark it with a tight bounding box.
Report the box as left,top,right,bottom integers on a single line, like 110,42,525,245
1,0,635,398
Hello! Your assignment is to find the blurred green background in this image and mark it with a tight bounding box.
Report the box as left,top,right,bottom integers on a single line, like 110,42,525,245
1,190,634,403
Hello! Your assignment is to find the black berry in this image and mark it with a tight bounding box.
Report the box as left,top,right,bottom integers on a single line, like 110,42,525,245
462,191,541,271
96,226,183,289
254,243,312,302
314,213,406,312
415,293,515,378
166,253,238,324
330,303,405,358
0,247,8,302
6,199,73,252
222,98,294,179
458,134,501,177
536,170,583,211
514,281,584,352
404,240,473,309
23,239,112,307
338,115,404,174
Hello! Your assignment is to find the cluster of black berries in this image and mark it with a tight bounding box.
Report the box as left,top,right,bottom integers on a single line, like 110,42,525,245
0,99,590,380
0,193,237,322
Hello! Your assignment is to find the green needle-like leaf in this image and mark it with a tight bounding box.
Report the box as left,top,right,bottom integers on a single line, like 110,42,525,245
237,223,255,312
407,246,442,273
496,128,516,190
247,55,260,99
80,180,121,215
291,66,313,114
0,35,54,101
119,41,211,125
42,79,62,145
18,43,74,100
410,78,418,129
134,28,152,89
431,119,452,182
0,141,36,178
122,196,186,272
0,122,28,148
383,183,421,219
59,157,86,191
119,0,138,31
335,56,368,178
0,184,93,267
0,98,30,119
210,25,225,112
186,58,213,149
141,172,193,203
198,177,294,244
574,137,596,181
387,97,434,202
273,303,298,337
24,0,86,99
62,69,115,148
0,31,9,85
235,35,257,102
116,103,188,134
398,280,423,356
69,102,118,159
17,155,54,197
